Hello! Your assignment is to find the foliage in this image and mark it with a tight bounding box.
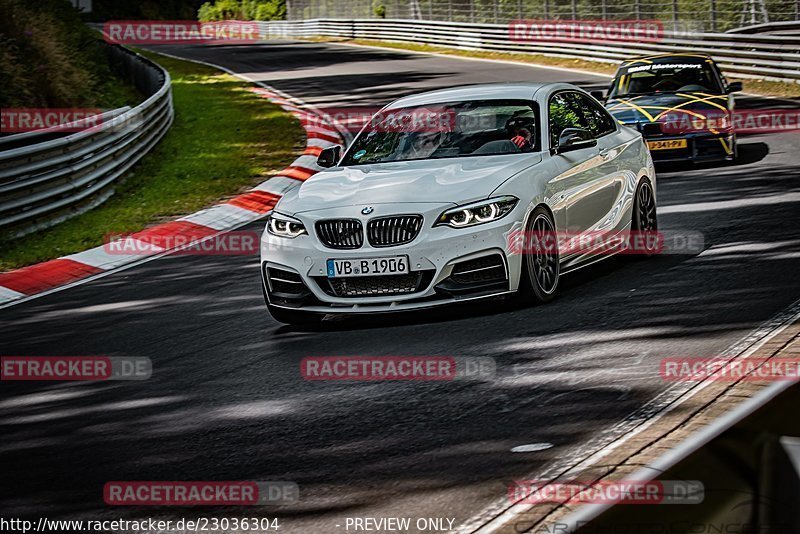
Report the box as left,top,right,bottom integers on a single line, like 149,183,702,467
197,0,286,21
0,0,138,108
88,0,207,21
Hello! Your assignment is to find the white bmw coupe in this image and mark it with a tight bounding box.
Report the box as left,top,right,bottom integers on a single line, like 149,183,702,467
261,83,657,324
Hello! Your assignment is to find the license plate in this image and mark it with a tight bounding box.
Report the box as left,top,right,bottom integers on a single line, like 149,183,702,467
648,139,688,150
327,256,409,278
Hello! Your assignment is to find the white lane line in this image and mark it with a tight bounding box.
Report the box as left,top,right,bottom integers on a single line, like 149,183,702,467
0,286,26,303
458,296,800,533
150,49,353,145
314,40,615,80
178,203,262,231
253,176,304,196
62,238,165,271
659,192,800,215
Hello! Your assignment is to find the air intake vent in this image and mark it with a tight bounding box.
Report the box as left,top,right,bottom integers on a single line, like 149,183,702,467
314,271,435,298
316,219,363,249
366,215,423,247
450,255,506,285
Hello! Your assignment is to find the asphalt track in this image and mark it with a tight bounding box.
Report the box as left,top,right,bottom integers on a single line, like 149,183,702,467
2,41,800,533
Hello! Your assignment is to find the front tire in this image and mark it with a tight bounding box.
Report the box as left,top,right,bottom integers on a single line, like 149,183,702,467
515,207,560,304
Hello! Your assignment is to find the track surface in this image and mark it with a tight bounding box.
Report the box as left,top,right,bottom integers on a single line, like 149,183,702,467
2,41,800,532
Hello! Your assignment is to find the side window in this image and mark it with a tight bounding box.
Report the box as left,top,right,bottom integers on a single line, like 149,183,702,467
710,62,727,93
571,93,616,138
548,92,583,148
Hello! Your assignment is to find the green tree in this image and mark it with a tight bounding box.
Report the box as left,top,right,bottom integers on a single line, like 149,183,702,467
197,0,286,21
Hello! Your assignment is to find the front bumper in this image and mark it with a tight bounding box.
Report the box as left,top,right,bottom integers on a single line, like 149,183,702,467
260,203,525,314
644,132,736,163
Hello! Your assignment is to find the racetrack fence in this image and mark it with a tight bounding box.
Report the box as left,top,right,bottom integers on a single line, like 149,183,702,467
287,0,800,33
0,45,173,238
259,18,800,82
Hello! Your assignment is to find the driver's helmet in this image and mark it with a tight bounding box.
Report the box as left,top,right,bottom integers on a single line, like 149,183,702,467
505,111,536,137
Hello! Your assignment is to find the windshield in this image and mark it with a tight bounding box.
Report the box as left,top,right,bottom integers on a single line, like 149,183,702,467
340,99,539,166
609,61,723,98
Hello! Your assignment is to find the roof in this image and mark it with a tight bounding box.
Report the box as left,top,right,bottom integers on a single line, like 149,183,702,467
384,83,573,109
622,53,714,66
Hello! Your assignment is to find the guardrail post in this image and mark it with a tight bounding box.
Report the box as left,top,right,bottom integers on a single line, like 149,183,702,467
710,0,717,32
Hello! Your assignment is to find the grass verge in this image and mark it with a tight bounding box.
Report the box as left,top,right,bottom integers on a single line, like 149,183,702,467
0,50,304,271
311,37,800,99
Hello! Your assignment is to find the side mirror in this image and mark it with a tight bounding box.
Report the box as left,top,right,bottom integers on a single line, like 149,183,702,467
727,81,743,93
590,90,605,101
317,145,341,168
554,128,597,154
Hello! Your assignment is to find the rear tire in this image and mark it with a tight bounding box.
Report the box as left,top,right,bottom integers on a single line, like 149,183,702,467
629,177,658,258
514,207,560,305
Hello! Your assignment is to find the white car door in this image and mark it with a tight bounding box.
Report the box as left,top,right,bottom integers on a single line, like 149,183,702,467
549,91,623,236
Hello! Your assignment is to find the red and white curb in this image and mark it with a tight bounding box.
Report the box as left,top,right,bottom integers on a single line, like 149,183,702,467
0,86,345,307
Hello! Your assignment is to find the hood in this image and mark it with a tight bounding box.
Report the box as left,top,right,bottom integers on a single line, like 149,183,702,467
276,154,542,215
606,92,730,125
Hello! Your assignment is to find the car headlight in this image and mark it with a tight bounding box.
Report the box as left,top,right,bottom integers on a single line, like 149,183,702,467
435,196,518,228
267,212,306,238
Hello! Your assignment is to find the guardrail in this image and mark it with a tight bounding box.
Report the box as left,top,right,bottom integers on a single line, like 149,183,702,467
562,380,800,532
729,20,800,35
0,45,173,238
260,19,800,83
